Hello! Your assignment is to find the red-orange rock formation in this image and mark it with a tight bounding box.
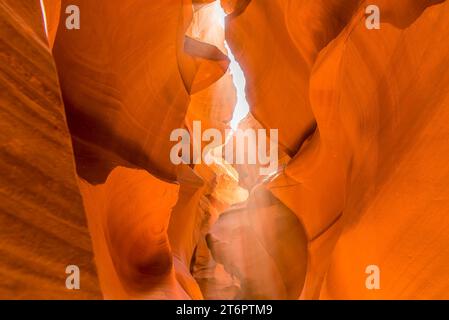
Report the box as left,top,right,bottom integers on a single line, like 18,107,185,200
79,167,184,299
223,0,360,156
52,0,229,184
2,0,449,300
316,0,449,299
0,0,99,299
223,0,449,299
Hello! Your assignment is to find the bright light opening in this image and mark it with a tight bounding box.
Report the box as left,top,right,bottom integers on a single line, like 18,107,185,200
214,2,250,130
227,42,250,130
39,0,49,38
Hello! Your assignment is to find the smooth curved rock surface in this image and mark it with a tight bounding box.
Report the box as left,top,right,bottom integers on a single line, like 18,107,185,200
0,0,100,299
2,0,449,300
52,0,229,184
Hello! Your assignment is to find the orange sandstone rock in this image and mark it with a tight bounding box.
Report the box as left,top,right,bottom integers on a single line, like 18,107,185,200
0,0,99,299
52,0,229,184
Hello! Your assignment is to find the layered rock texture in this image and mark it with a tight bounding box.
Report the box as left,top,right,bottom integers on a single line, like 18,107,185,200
1,0,449,299
0,0,99,299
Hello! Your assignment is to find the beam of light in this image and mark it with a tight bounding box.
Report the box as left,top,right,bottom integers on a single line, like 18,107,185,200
213,2,250,130
198,1,283,301
39,0,49,38
227,42,250,130
213,1,226,29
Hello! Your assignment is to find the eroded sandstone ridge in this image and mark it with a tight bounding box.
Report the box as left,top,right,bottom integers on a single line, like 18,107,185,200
0,0,99,299
1,0,449,299
223,0,449,299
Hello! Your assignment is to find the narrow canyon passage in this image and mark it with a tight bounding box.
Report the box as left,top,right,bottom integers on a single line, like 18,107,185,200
1,0,449,300
182,2,308,300
49,0,308,299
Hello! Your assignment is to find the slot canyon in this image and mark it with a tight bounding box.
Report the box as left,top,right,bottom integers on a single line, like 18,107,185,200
1,0,449,300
